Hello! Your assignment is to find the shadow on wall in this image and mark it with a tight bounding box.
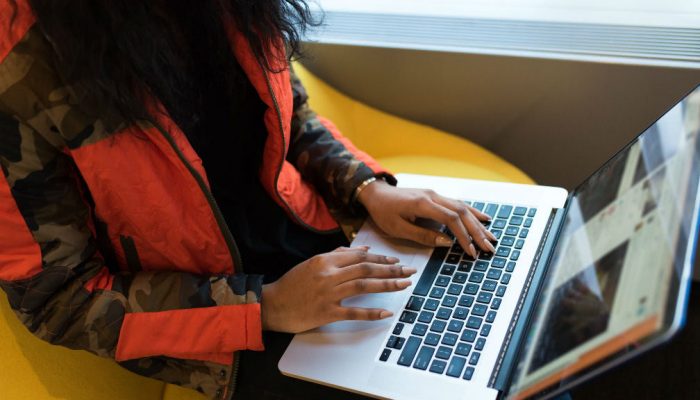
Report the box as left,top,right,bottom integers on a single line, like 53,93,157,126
0,293,164,400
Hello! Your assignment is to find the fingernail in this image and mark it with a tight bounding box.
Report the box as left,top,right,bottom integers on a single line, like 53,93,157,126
435,235,453,247
484,239,496,253
403,267,418,275
386,256,400,264
357,245,370,251
469,243,477,258
397,280,412,289
379,311,394,319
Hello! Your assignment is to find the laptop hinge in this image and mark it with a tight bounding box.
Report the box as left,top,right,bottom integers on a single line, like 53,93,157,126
488,207,566,392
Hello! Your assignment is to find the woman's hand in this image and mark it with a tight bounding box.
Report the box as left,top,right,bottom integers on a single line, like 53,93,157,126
357,180,497,258
261,246,417,333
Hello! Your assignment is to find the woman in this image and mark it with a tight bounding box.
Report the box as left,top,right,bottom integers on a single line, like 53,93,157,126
0,1,495,398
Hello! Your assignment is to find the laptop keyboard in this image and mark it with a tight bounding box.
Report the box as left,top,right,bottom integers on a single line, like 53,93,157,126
378,202,537,381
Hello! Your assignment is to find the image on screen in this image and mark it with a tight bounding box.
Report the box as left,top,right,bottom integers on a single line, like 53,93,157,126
508,86,700,399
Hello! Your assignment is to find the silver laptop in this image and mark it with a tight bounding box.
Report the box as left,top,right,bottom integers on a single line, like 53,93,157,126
279,84,700,400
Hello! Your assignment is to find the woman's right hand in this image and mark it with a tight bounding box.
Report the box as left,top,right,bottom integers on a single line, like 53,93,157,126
261,246,417,333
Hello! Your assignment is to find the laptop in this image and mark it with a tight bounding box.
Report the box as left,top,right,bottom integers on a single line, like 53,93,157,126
279,84,700,400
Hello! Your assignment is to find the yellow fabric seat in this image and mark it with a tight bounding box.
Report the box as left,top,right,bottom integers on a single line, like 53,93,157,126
0,65,533,400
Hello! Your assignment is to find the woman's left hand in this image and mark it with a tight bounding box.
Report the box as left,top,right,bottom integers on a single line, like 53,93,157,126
357,180,497,258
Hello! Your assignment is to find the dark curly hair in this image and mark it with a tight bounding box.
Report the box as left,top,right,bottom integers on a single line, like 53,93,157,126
12,0,318,127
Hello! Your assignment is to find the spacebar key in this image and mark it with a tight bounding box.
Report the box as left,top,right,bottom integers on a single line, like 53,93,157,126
413,247,448,296
397,336,422,366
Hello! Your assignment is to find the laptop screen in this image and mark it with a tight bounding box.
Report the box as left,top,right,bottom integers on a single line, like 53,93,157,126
508,85,700,399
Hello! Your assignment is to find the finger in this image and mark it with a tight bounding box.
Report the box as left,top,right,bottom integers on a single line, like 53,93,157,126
432,197,496,253
335,278,412,299
322,249,400,268
334,307,394,321
467,205,492,223
414,199,474,255
333,245,369,252
391,218,453,248
335,262,417,283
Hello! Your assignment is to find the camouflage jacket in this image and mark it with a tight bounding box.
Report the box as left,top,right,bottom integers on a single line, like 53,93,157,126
0,2,392,399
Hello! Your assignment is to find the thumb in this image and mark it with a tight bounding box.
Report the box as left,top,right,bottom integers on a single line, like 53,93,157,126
394,219,453,248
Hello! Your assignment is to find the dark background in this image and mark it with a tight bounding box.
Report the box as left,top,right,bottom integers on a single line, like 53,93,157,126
571,282,700,399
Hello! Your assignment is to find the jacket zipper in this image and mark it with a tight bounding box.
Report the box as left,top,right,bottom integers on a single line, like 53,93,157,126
149,119,244,399
257,58,340,235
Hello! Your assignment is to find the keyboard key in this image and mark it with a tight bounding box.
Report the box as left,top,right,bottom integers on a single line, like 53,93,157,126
446,253,461,264
425,333,440,346
487,268,502,280
486,311,497,323
483,280,497,292
393,323,404,335
413,346,435,370
430,287,445,299
468,272,484,283
448,320,464,332
496,285,507,297
477,292,493,304
491,298,502,310
528,208,537,217
436,346,452,360
514,206,527,216
412,323,429,336
496,247,511,258
380,348,391,361
453,273,468,283
472,202,485,211
481,324,492,337
447,284,463,296
501,273,511,285
506,226,519,236
497,205,513,219
466,316,483,330
442,295,458,307
484,203,498,218
441,264,456,275
400,311,417,323
510,250,520,261
430,320,447,333
491,229,503,239
387,336,398,348
458,261,472,272
492,219,507,229
475,337,486,350
524,218,533,228
452,243,464,253
478,252,493,261
459,295,475,307
474,261,489,272
442,333,458,346
506,262,516,273
395,337,406,350
464,284,479,295
519,229,529,238
435,276,450,287
397,336,421,366
424,299,440,311
510,216,523,226
447,356,467,377
501,236,515,246
437,307,452,320
460,329,477,343
418,311,434,323
455,342,472,356
515,239,525,249
430,359,447,374
469,352,481,366
463,366,475,380
472,304,487,316
406,296,424,311
491,257,506,268
414,249,444,296
453,307,469,320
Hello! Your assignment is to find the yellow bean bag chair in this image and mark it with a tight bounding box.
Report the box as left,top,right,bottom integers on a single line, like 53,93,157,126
0,64,533,400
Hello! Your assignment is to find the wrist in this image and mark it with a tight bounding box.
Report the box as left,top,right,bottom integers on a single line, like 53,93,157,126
261,283,278,331
357,178,390,208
